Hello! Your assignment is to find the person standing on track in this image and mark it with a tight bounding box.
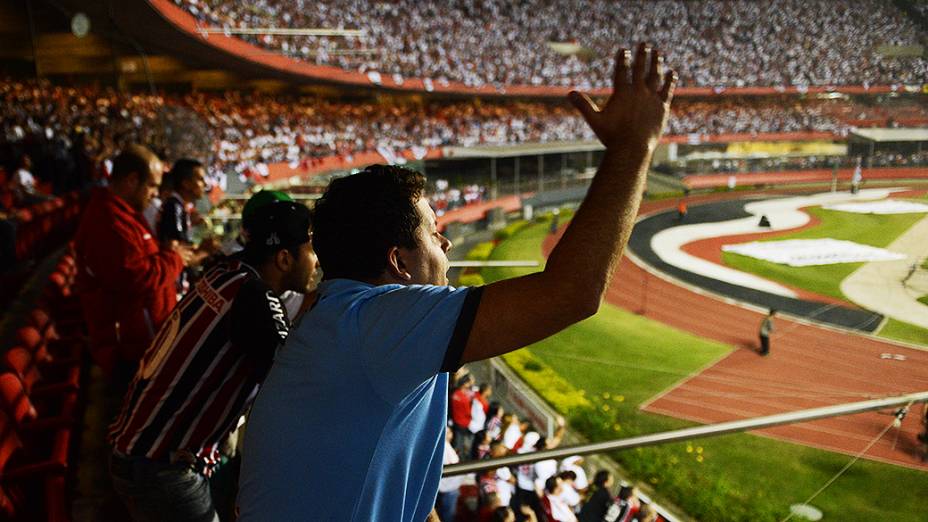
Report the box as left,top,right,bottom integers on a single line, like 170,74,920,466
759,309,775,356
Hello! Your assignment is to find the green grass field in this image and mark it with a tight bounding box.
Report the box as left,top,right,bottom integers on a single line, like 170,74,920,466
721,207,924,300
480,216,928,522
721,206,928,343
879,318,928,345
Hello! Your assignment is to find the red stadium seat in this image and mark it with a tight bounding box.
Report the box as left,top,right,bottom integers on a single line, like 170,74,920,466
4,347,79,398
16,326,50,364
16,324,81,369
3,349,40,394
30,307,82,341
0,371,76,435
0,407,70,521
0,374,37,425
28,309,51,334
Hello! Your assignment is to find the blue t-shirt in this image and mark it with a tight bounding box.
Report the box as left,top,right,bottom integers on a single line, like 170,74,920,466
238,279,482,521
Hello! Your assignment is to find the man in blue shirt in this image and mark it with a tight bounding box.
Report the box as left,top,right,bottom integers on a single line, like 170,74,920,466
238,42,676,521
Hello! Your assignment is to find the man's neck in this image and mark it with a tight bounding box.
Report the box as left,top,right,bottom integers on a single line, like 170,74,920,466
255,264,285,296
108,183,137,212
177,189,195,204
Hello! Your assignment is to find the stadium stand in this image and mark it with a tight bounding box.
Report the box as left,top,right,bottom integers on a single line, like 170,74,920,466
5,78,926,197
174,0,928,88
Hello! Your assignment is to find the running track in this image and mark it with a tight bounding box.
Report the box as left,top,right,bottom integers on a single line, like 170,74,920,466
542,191,928,470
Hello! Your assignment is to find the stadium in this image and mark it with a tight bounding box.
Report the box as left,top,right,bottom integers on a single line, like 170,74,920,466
0,0,927,521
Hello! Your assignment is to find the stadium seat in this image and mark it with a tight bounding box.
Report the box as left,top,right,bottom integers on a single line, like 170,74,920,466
0,374,37,426
0,372,76,434
0,407,70,522
16,327,50,365
4,347,79,397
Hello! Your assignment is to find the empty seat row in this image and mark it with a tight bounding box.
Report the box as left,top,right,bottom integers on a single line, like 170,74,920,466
0,249,87,521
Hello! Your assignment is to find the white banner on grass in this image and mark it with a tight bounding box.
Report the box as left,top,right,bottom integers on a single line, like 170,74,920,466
722,239,906,267
822,200,928,215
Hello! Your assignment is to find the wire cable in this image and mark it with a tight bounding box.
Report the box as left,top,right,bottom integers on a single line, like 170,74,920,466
779,403,912,522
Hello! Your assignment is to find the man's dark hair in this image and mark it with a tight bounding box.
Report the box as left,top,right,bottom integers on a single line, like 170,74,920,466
111,144,155,182
558,470,577,481
593,470,611,489
535,436,547,450
312,164,425,281
544,476,560,494
168,158,203,191
490,507,513,522
455,374,473,389
617,485,635,500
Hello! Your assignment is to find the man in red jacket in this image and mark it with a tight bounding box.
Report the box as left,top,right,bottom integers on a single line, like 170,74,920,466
450,374,475,456
75,145,191,386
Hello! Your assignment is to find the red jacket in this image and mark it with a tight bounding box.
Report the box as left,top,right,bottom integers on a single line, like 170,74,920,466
451,387,474,429
75,187,183,373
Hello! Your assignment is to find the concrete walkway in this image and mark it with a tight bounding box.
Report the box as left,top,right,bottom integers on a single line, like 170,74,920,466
841,214,928,329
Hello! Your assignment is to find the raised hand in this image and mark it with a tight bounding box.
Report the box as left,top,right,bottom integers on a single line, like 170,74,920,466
569,42,676,152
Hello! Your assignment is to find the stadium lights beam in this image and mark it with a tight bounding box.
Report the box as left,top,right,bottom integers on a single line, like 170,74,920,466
198,27,365,37
442,390,928,476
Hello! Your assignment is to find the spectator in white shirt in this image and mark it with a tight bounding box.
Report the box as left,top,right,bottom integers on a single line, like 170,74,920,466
437,426,463,522
559,456,589,494
543,476,578,522
556,470,582,513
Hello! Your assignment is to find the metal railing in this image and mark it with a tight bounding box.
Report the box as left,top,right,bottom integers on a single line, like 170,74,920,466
443,390,928,476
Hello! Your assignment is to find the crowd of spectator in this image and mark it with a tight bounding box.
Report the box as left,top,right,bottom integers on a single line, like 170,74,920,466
176,0,928,88
4,76,927,217
667,149,928,176
869,149,928,167
667,100,849,136
443,370,660,522
431,179,489,216
1,80,210,201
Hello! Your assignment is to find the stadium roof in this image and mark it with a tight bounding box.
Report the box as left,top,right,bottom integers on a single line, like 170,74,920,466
442,140,604,159
850,128,928,142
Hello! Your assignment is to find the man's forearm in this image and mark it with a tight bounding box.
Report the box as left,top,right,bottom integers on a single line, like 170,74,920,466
457,44,674,364
543,144,652,314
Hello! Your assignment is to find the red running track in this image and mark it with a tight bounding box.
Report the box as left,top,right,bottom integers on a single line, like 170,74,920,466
542,192,928,470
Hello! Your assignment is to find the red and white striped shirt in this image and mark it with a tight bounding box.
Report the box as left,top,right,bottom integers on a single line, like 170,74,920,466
108,256,289,470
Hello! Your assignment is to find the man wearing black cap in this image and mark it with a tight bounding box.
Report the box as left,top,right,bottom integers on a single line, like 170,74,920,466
107,197,318,522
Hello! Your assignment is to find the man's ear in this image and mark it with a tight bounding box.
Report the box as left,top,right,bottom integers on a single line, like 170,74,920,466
274,248,293,273
125,170,142,190
386,246,412,282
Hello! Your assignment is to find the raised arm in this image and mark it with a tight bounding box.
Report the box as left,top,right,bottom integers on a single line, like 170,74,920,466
460,43,676,365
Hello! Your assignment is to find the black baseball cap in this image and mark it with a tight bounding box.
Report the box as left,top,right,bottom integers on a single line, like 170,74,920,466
242,190,294,232
243,200,312,254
